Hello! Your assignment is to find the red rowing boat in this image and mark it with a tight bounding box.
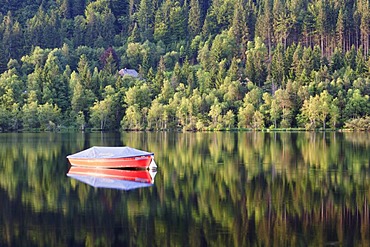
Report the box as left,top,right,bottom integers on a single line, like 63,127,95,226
67,146,156,169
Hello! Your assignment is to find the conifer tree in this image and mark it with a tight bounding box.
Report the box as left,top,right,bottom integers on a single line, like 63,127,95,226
154,4,169,43
229,0,249,59
188,0,201,39
271,43,285,87
336,8,345,52
137,0,154,41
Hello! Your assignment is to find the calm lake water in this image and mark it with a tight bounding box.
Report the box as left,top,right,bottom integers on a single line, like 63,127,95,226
0,132,369,246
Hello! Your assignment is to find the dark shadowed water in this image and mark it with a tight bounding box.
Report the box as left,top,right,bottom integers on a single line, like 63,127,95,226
0,131,369,246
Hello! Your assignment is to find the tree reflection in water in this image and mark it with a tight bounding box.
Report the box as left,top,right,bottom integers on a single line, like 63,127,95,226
0,132,368,246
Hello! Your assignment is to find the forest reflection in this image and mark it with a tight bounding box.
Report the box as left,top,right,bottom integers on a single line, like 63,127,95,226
0,132,368,246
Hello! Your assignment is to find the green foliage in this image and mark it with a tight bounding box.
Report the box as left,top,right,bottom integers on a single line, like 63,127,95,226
344,116,370,130
271,43,285,86
0,69,23,108
37,102,61,130
137,0,154,41
245,37,268,86
121,104,144,130
188,0,201,38
89,85,118,130
124,83,151,109
0,0,368,131
84,0,116,47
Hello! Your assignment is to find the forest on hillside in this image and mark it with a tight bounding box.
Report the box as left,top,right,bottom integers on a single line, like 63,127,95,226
0,0,369,131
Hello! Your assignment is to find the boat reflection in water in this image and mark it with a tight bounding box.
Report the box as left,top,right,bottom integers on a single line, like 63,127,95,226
67,166,157,190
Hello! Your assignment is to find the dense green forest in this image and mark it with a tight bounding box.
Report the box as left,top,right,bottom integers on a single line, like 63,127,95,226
0,0,369,131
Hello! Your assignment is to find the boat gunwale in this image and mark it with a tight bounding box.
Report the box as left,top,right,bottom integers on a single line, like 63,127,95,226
66,146,154,159
67,154,153,160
